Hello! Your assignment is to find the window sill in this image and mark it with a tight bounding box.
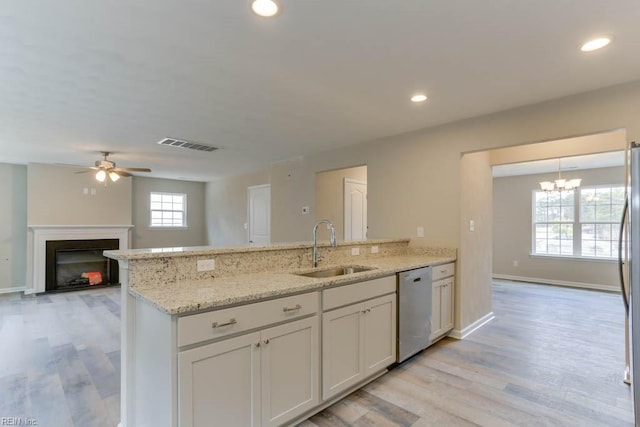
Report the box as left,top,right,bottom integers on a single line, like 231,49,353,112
148,226,189,230
529,253,618,263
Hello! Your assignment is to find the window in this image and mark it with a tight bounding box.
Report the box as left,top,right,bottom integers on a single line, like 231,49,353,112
150,192,187,228
579,186,625,258
532,185,624,259
533,191,574,256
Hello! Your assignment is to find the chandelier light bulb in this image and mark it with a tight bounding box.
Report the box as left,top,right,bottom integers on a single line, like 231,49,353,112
109,172,120,182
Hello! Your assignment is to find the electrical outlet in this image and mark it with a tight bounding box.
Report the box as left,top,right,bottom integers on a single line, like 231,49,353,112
371,246,379,254
351,247,360,256
417,226,424,238
469,220,475,232
197,259,215,272
301,206,310,214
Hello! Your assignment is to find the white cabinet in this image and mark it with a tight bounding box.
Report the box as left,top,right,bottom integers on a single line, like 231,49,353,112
431,263,455,341
178,294,320,427
261,317,319,426
322,276,396,400
178,332,261,427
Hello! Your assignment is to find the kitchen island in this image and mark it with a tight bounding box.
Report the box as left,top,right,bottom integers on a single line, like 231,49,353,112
106,239,456,427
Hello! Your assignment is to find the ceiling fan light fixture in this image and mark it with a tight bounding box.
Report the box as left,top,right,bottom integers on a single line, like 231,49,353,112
251,0,279,17
109,172,120,182
95,170,106,182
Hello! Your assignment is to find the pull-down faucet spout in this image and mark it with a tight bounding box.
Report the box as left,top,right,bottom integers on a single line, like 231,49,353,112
312,219,337,268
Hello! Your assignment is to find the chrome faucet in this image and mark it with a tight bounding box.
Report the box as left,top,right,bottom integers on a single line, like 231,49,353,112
312,219,337,267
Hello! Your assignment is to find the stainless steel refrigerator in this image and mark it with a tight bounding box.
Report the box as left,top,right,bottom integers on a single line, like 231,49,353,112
628,141,640,421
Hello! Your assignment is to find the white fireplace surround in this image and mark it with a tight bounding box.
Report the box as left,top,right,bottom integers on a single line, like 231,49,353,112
27,225,132,294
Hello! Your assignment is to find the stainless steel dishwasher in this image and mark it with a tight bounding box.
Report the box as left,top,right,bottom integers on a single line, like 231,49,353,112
397,266,432,362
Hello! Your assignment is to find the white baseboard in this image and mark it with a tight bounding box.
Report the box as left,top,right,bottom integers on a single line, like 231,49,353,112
449,311,495,340
493,274,619,293
0,286,25,295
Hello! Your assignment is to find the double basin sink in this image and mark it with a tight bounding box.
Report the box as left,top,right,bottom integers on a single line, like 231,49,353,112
294,265,376,278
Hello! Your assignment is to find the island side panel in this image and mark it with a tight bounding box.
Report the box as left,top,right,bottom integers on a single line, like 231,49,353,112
120,260,177,427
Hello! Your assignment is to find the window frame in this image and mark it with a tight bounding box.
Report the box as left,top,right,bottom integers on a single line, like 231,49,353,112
531,190,576,257
578,184,625,259
149,192,188,229
531,184,624,261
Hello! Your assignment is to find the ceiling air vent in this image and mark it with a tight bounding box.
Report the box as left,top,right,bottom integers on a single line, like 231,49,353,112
157,138,219,152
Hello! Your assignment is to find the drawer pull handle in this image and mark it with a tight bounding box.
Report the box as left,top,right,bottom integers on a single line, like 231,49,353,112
283,304,302,313
212,318,237,328
413,277,422,283
441,269,447,274
264,339,270,345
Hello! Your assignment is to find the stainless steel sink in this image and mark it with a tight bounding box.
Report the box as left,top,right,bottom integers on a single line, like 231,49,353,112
294,265,376,278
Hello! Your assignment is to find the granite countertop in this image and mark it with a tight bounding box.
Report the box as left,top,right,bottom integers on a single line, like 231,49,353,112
130,254,456,315
105,238,409,261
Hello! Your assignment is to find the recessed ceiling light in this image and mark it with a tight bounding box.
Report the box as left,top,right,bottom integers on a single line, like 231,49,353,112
251,0,279,17
581,36,612,52
411,94,428,103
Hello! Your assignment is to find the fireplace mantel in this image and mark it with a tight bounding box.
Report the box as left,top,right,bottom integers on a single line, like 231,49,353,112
27,225,132,294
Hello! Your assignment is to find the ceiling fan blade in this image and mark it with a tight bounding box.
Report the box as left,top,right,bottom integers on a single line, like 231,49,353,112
114,170,132,177
74,167,100,174
114,167,151,173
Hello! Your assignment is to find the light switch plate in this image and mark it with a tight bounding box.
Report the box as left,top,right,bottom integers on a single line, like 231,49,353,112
371,246,379,254
301,206,310,214
469,220,475,232
197,259,215,272
417,226,424,238
351,247,360,256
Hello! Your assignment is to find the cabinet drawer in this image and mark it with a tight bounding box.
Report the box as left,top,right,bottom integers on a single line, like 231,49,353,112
323,275,395,311
178,292,319,347
432,262,455,281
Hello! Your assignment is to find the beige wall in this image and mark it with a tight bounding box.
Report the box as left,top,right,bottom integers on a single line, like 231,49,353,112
493,166,624,290
205,169,270,246
28,163,132,226
0,164,27,291
315,165,367,240
132,177,207,249
459,152,493,329
205,79,640,332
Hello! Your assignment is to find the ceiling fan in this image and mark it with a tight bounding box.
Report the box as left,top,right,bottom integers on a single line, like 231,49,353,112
76,151,151,183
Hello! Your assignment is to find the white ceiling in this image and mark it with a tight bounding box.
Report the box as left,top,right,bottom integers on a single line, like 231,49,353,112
1,1,640,181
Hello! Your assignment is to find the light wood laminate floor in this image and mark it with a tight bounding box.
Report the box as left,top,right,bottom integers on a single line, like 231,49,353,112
0,281,633,426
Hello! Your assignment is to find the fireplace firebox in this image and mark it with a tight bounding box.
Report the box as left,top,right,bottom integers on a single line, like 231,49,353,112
45,239,119,292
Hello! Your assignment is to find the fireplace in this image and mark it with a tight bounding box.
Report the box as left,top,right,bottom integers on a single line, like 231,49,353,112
45,239,120,292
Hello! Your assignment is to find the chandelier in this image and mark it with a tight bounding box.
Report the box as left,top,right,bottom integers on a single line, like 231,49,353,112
539,158,582,192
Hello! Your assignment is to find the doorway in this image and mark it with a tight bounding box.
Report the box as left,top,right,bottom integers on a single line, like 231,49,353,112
344,178,367,240
248,184,271,245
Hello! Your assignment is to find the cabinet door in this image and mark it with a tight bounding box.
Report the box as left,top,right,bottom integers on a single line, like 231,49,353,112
178,332,261,427
431,281,443,340
364,294,396,375
322,303,364,399
261,316,319,427
442,278,454,332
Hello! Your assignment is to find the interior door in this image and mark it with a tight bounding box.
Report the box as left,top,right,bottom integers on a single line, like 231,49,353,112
248,184,271,245
344,179,367,241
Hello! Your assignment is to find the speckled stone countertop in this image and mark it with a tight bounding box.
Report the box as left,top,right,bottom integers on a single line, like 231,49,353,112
131,254,455,315
105,238,409,260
